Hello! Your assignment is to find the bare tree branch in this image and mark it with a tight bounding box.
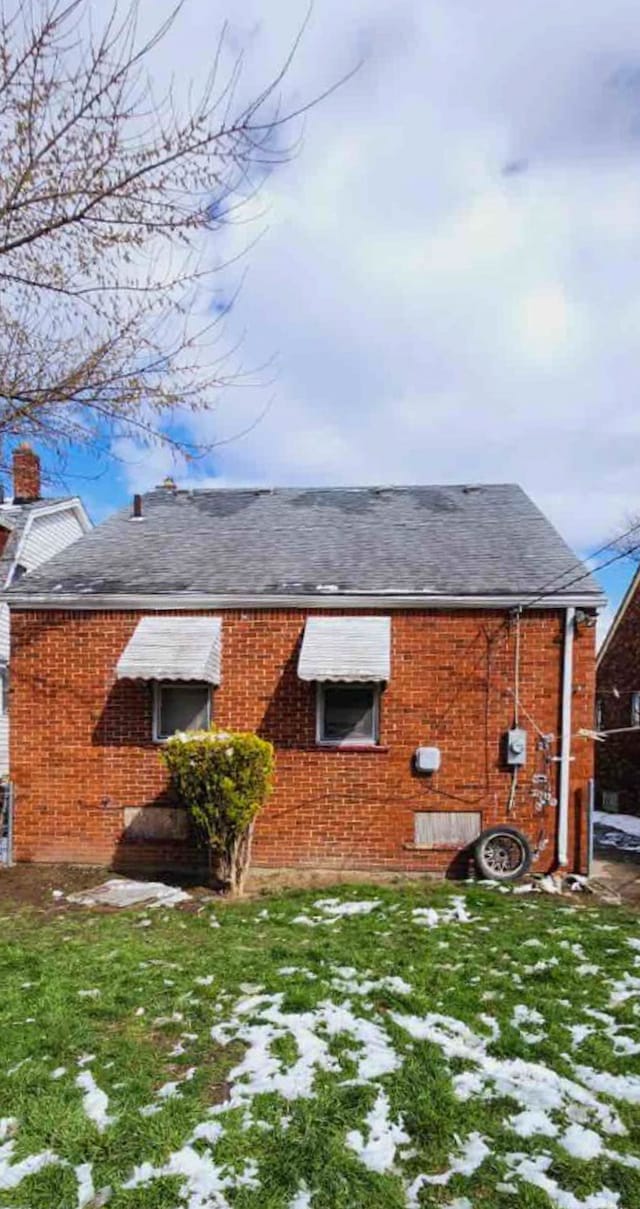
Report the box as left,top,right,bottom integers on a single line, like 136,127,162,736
0,0,338,468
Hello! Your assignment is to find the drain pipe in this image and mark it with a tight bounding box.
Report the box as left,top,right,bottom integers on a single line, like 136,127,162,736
557,606,575,868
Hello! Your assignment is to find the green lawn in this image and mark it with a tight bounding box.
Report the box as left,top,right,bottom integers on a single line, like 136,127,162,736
1,880,640,1208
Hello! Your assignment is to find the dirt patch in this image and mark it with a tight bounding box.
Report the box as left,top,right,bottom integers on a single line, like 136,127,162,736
0,863,108,911
0,862,439,915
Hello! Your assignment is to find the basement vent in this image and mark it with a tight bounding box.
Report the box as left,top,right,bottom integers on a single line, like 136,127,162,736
414,811,481,847
600,791,620,814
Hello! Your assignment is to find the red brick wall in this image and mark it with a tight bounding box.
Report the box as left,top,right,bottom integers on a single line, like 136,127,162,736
597,577,640,813
9,607,596,874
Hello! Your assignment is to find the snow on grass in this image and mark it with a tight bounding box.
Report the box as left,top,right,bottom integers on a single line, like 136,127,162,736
75,1071,113,1132
288,1183,312,1207
209,991,400,1108
410,1131,490,1188
504,1151,621,1209
390,1010,628,1135
123,1148,259,1208
345,1088,409,1172
74,1161,95,1209
572,1065,640,1105
0,1141,61,1191
3,883,640,1206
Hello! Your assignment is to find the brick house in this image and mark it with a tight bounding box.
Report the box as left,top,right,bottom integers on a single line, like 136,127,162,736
6,482,602,875
0,445,91,775
596,568,640,814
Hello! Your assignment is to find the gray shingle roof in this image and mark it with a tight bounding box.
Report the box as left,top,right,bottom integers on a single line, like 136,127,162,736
7,483,603,604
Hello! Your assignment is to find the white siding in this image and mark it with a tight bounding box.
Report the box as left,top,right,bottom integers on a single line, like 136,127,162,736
0,603,9,663
20,508,84,572
3,505,86,776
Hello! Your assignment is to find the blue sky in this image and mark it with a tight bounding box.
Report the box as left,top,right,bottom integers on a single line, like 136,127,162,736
39,0,640,632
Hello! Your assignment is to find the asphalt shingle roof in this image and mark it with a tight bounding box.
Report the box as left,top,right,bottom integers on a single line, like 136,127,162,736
7,483,603,603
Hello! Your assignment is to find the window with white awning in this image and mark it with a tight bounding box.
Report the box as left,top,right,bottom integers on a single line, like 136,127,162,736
116,616,222,740
298,617,390,747
297,616,391,683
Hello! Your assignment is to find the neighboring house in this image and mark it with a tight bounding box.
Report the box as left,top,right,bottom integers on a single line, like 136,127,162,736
596,567,640,814
0,445,91,775
7,482,603,875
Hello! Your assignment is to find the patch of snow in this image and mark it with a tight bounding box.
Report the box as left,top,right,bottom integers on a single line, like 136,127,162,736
509,1108,558,1138
0,1120,17,1142
406,1133,489,1201
573,1065,640,1105
609,973,640,1006
0,1141,61,1191
75,1072,113,1132
505,1151,620,1208
513,1004,545,1027
312,898,381,918
123,1149,258,1208
75,1161,95,1208
288,1183,312,1208
331,969,412,997
210,992,400,1109
51,1066,67,1079
391,1010,627,1136
561,1124,603,1160
345,1089,409,1172
594,811,640,838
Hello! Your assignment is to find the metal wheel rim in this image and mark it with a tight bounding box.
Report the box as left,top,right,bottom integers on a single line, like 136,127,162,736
483,833,526,876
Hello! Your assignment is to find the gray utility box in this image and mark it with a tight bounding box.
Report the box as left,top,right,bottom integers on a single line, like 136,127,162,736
505,728,527,766
414,746,441,773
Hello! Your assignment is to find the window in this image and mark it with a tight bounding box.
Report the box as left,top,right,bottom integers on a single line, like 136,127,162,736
9,563,26,585
316,683,380,746
595,697,604,731
632,692,640,729
153,682,211,741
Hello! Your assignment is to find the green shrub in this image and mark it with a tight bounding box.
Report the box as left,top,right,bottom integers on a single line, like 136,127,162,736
161,727,274,894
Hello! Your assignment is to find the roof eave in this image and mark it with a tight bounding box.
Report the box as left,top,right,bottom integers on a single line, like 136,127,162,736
5,589,607,611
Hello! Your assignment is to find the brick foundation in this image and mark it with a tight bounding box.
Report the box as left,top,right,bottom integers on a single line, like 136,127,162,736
9,607,596,875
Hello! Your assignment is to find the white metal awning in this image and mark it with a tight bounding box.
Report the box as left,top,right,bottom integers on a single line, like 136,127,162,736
116,616,222,684
297,616,391,682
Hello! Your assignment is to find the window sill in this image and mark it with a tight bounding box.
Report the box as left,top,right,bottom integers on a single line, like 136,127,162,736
316,743,389,754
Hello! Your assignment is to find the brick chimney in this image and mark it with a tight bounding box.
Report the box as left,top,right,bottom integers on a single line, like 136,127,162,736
12,443,41,503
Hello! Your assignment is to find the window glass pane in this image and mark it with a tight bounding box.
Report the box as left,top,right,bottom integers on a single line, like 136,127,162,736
159,685,209,737
322,685,376,742
632,692,640,728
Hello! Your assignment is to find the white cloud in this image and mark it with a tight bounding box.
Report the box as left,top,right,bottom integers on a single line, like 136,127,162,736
119,0,640,586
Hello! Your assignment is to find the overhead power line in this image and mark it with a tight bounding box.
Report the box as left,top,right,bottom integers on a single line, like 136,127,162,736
521,516,640,612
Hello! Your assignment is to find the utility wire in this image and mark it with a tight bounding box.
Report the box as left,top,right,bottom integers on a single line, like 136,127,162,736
523,537,640,612
519,516,640,612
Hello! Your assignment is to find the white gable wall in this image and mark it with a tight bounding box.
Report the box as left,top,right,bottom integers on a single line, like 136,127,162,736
19,508,85,573
1,503,88,776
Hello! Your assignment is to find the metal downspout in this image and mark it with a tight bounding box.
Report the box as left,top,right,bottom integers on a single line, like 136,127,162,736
557,606,575,868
